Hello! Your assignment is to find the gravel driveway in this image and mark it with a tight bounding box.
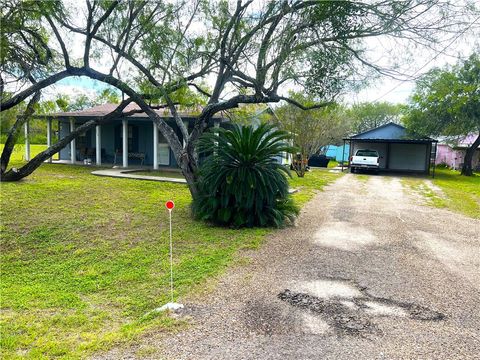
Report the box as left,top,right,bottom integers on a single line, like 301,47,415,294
102,174,480,359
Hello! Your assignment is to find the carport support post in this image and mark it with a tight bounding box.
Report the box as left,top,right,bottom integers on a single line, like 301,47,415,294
122,119,128,168
341,139,345,172
70,119,76,164
153,122,158,170
95,125,102,166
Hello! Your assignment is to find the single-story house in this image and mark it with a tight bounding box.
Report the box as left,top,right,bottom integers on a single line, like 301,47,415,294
436,133,480,170
31,103,226,168
29,103,290,169
343,122,437,175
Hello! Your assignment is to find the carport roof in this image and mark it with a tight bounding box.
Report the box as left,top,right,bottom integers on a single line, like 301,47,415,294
344,122,436,143
344,138,437,144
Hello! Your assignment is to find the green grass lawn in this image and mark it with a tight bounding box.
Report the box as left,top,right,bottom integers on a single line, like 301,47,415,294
327,160,339,168
0,144,49,165
402,167,480,219
0,155,342,359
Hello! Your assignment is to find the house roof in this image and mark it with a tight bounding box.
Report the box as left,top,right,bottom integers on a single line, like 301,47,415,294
437,133,480,148
344,122,436,143
35,103,225,120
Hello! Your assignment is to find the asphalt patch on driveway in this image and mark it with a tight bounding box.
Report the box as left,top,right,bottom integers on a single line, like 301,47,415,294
278,290,374,336
277,278,445,337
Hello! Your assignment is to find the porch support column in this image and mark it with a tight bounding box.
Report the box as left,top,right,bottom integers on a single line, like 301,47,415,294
24,120,30,161
153,122,158,170
122,119,128,168
47,118,52,163
70,119,76,164
95,125,102,166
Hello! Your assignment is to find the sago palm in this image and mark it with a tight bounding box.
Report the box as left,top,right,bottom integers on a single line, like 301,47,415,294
192,123,298,228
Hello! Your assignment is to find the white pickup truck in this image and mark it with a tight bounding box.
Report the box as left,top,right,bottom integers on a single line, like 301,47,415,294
350,149,380,174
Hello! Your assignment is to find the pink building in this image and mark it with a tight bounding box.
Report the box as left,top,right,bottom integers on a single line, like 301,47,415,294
436,133,480,170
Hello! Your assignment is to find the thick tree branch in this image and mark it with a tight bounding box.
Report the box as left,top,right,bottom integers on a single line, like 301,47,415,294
0,91,41,175
278,96,332,110
84,0,119,67
188,83,212,98
45,14,70,68
1,98,133,181
1,70,72,111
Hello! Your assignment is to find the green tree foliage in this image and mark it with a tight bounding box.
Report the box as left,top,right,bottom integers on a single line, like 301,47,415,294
0,97,24,136
348,102,403,134
274,93,351,177
405,53,480,175
192,124,298,228
1,0,473,187
225,104,274,126
0,0,65,89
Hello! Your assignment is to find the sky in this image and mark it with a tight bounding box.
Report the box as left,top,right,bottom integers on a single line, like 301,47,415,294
40,2,480,107
47,34,478,107
344,18,479,104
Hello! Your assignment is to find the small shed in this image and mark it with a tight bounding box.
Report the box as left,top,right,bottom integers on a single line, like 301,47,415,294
343,122,437,175
324,144,350,162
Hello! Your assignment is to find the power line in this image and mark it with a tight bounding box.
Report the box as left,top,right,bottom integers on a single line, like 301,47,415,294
372,15,480,102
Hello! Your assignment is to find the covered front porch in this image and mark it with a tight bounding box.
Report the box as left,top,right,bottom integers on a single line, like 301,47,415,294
23,118,178,168
56,118,178,169
28,103,225,170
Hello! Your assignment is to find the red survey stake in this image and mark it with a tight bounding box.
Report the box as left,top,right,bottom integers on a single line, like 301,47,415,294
165,200,175,210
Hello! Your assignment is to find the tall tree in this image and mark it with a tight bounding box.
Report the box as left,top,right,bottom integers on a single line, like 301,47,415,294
274,94,350,177
1,0,473,195
405,53,480,176
348,102,403,134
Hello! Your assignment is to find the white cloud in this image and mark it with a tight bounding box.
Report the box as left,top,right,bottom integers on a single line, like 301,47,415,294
42,83,98,101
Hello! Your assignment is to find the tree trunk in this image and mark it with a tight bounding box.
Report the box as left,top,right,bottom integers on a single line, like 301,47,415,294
177,112,216,198
461,133,480,176
293,153,307,177
0,92,41,176
181,163,198,198
176,141,199,198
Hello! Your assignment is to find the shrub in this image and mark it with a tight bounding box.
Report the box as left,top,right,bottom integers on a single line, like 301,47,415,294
192,124,298,228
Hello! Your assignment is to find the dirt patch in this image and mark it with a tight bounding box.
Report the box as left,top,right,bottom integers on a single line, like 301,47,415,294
313,223,377,251
424,180,446,198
